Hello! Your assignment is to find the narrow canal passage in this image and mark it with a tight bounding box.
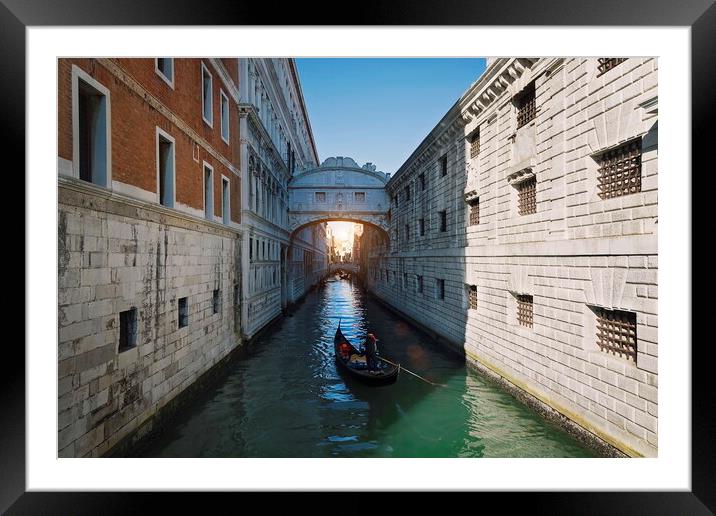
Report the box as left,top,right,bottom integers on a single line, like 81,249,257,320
134,277,596,457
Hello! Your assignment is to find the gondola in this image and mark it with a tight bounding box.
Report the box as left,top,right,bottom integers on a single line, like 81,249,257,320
334,321,399,386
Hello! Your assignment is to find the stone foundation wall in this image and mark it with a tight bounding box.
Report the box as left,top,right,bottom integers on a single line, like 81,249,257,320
58,180,242,457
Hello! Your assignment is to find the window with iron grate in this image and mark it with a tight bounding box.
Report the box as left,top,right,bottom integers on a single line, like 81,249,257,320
419,173,426,191
468,198,480,225
470,130,480,159
517,295,533,328
597,58,627,76
516,82,536,129
594,308,637,363
596,138,642,199
468,285,477,310
517,177,537,215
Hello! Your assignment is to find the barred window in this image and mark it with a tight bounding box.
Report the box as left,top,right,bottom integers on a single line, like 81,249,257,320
596,138,642,199
470,130,480,159
405,223,410,241
315,191,326,203
440,155,448,177
595,308,637,363
468,198,480,226
516,82,536,129
405,185,410,201
354,192,365,203
417,275,423,293
468,285,477,310
419,173,426,191
517,295,533,328
517,177,537,215
597,58,627,76
419,218,425,236
403,272,407,289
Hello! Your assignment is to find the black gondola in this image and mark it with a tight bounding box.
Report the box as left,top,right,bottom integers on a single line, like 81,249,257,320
334,321,399,386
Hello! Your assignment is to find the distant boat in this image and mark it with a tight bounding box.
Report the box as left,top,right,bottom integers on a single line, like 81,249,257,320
333,322,399,386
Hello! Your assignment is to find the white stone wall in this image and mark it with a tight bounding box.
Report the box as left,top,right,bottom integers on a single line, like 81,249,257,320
238,58,326,338
58,182,242,457
365,58,658,457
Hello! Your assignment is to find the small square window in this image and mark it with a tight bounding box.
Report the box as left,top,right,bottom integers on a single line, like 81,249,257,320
468,198,480,225
595,138,642,199
315,192,326,203
439,210,447,232
594,307,637,363
119,308,138,353
178,297,188,328
468,285,477,310
156,58,173,87
470,130,480,159
213,289,220,314
437,279,445,300
515,82,536,129
517,177,537,215
355,192,366,203
201,63,213,126
597,58,627,76
517,295,533,328
220,90,230,144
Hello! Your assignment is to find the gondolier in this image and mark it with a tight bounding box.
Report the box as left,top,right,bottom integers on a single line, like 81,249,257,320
334,321,399,386
364,333,379,370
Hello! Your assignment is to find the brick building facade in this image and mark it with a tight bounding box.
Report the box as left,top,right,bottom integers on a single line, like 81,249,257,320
57,58,326,457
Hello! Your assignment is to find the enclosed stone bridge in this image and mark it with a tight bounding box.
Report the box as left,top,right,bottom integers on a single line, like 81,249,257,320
328,263,359,274
288,157,390,237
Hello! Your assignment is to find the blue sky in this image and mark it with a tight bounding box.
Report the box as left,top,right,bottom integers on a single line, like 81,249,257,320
296,58,487,174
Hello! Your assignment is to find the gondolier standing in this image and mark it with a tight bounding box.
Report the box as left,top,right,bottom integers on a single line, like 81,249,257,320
364,333,379,370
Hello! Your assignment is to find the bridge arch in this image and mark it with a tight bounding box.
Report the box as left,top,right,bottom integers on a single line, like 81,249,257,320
288,156,391,236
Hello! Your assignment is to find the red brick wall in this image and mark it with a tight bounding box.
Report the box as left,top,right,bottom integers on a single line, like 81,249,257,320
58,58,240,223
220,58,239,86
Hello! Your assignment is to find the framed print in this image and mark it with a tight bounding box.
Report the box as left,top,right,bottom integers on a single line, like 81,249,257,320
5,0,713,512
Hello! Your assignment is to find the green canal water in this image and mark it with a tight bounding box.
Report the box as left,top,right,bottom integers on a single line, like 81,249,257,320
133,277,597,458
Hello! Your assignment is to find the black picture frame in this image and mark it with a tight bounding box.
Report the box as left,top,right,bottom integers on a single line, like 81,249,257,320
5,0,712,512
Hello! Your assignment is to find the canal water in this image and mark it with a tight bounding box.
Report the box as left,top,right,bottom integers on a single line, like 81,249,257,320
134,277,596,458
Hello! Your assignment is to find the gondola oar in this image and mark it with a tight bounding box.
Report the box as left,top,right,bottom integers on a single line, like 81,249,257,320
378,357,446,387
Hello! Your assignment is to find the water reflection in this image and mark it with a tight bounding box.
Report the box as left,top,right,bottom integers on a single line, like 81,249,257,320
134,276,596,458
